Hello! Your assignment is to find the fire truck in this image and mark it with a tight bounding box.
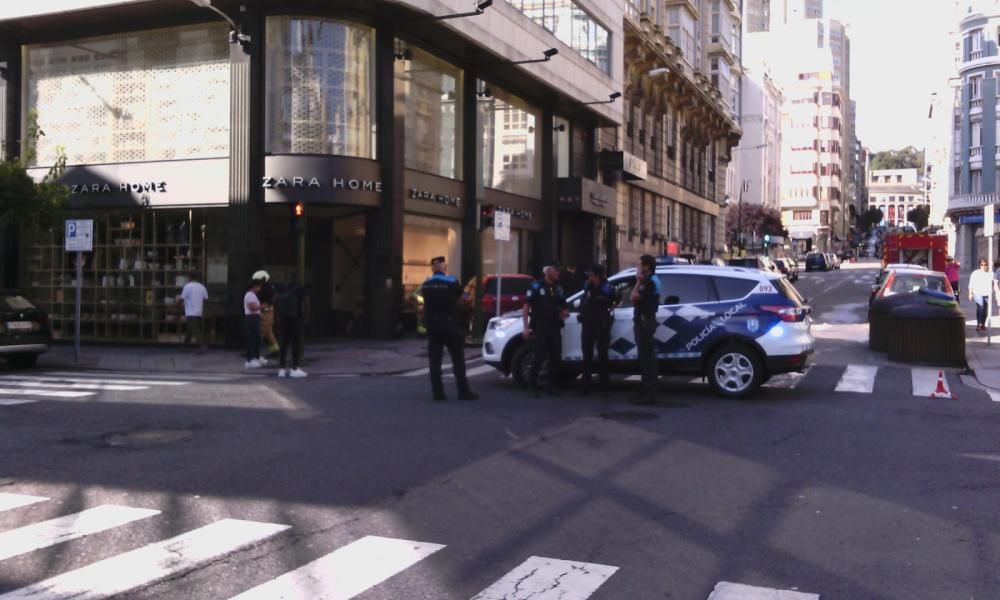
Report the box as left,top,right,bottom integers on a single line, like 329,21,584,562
881,231,948,272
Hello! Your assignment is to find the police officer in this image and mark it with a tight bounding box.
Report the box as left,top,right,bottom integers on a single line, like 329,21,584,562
523,264,568,397
630,254,661,405
579,264,617,396
421,257,478,402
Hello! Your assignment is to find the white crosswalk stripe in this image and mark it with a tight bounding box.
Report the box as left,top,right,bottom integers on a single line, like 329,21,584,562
0,505,159,562
0,372,200,408
229,535,445,600
0,387,95,399
447,364,495,379
707,581,819,599
834,364,878,393
0,493,47,514
0,375,189,387
471,556,618,600
397,356,485,378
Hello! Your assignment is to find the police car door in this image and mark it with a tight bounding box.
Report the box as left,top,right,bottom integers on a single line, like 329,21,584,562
655,273,718,363
561,290,584,362
607,276,638,360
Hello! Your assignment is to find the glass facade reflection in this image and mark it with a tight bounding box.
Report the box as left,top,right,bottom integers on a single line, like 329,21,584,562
265,17,375,158
479,85,541,199
505,0,611,73
396,46,462,179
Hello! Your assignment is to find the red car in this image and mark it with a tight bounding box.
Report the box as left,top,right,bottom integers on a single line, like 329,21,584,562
462,274,535,319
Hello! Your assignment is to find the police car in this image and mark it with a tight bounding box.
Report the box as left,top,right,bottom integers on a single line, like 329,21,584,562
482,265,814,398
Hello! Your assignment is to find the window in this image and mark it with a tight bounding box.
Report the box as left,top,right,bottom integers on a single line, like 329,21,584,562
609,276,637,308
659,274,716,305
505,0,611,73
970,75,983,99
713,277,756,301
972,121,983,146
397,46,462,179
479,84,542,198
972,168,983,193
793,210,812,221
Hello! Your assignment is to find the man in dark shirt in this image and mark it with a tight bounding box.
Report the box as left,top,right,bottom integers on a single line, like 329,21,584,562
630,254,661,405
579,264,617,396
523,264,568,397
421,257,478,401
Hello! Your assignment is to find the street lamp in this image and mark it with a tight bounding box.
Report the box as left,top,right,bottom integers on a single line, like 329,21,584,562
187,0,251,47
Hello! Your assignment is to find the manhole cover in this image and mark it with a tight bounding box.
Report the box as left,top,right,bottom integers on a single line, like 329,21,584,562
102,429,193,448
598,411,659,422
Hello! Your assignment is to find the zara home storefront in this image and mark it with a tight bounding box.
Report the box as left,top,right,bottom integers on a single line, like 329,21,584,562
0,0,622,342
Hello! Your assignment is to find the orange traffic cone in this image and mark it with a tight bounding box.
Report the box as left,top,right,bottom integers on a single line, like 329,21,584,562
929,370,956,399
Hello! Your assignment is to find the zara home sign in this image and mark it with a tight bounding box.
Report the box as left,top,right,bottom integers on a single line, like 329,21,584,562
262,176,382,192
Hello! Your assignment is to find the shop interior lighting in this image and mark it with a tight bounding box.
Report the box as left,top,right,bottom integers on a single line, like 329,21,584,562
407,0,493,21
187,0,251,47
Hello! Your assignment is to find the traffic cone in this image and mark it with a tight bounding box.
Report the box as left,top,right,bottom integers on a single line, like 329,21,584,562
929,370,956,399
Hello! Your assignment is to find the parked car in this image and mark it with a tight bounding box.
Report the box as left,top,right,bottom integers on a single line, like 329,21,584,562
727,256,779,273
825,253,841,269
483,265,815,398
869,268,954,306
454,274,535,334
804,253,829,272
0,291,51,368
773,258,800,282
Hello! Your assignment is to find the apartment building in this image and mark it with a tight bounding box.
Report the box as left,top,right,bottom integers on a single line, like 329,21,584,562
731,60,784,211
745,0,823,33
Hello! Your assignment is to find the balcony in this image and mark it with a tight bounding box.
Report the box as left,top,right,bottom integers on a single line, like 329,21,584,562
665,0,699,19
971,97,983,111
970,49,985,60
971,146,983,159
625,1,640,24
707,34,736,64
949,192,999,213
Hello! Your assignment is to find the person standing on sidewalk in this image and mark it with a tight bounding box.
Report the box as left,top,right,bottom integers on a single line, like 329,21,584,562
579,264,616,396
523,265,568,397
421,257,477,401
178,273,208,353
244,279,264,368
276,274,309,378
945,257,961,302
631,254,661,405
969,258,993,332
254,270,280,358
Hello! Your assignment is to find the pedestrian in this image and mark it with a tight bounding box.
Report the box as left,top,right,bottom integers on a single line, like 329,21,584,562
945,256,961,302
969,258,992,332
421,257,478,401
275,273,309,378
579,263,617,396
254,270,280,358
630,254,661,405
177,272,208,353
523,264,568,397
244,279,264,368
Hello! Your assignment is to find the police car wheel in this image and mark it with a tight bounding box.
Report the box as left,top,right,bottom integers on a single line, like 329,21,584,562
707,346,762,398
511,343,548,389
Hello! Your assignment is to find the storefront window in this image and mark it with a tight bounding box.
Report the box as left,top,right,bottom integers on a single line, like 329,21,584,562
481,229,521,275
397,47,462,179
479,85,542,199
403,214,463,292
266,17,375,158
23,24,230,167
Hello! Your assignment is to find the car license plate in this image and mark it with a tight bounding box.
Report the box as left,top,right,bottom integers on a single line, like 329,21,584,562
6,322,33,331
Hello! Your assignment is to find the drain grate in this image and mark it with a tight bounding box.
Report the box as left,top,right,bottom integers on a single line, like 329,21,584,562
598,411,659,422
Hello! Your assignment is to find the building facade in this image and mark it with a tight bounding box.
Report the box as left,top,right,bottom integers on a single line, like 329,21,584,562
745,0,823,33
0,0,626,344
616,0,743,267
731,59,784,211
868,169,927,228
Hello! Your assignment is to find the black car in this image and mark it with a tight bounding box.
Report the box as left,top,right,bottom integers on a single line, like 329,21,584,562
0,292,51,368
804,253,829,272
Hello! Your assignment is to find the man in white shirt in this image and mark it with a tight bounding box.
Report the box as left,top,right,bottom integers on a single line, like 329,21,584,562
969,258,993,332
177,273,209,353
244,279,263,368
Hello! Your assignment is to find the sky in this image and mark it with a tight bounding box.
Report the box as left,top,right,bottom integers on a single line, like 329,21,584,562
826,0,958,153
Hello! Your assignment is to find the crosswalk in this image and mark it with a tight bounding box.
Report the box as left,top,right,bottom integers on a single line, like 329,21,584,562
0,491,820,599
394,355,494,380
0,372,222,407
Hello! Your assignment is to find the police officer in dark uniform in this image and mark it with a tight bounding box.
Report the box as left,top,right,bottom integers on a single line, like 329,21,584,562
421,257,478,402
523,264,568,397
630,254,662,405
579,264,617,396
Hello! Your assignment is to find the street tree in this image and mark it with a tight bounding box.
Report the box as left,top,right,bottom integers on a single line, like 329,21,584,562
0,110,68,229
860,207,884,232
870,146,924,170
907,205,930,231
726,203,787,248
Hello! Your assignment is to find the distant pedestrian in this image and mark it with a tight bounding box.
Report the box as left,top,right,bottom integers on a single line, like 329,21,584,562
630,254,661,405
579,264,617,396
524,264,568,397
969,258,992,332
276,273,309,378
177,273,208,353
254,270,280,358
244,279,263,368
945,256,960,302
421,257,477,401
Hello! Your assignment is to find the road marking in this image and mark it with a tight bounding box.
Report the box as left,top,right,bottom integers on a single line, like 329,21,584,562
0,518,290,600
763,372,806,389
624,375,641,382
0,380,148,391
912,368,952,398
40,371,229,383
471,556,618,600
400,367,430,377
959,374,1000,402
0,399,38,406
229,535,445,600
707,581,819,599
0,493,47,514
835,365,878,394
0,387,95,398
448,365,495,378
0,505,160,562
0,375,189,387
400,356,485,378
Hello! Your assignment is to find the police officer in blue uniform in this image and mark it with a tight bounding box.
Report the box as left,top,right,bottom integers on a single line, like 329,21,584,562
421,257,478,401
523,264,568,397
630,254,661,405
579,264,617,396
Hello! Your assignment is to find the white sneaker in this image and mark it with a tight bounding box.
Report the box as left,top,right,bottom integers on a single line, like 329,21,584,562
257,357,269,366
277,369,288,378
245,359,262,369
289,368,308,378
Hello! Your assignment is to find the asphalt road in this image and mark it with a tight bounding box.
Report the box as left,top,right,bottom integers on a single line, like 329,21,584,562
2,262,1000,599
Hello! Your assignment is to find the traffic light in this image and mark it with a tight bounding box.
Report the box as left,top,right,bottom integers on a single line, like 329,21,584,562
292,201,305,232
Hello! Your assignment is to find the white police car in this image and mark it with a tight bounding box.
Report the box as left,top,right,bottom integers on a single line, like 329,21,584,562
482,265,814,398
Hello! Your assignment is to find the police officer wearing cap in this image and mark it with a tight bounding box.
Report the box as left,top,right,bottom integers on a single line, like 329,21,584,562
631,254,661,405
421,257,478,401
523,264,569,396
579,264,617,396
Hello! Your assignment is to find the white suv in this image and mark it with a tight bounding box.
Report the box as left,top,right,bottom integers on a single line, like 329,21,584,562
482,265,814,398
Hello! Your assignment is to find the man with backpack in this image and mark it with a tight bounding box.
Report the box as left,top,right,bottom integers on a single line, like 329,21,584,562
276,273,310,378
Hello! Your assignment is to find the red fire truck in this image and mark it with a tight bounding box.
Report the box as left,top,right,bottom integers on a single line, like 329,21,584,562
881,232,948,272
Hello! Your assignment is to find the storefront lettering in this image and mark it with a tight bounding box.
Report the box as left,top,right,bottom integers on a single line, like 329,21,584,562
409,188,461,208
71,181,167,194
263,176,381,192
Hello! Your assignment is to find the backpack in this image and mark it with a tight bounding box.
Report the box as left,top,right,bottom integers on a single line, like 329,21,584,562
275,285,300,318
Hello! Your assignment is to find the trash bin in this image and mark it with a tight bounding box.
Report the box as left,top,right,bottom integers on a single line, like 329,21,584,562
886,301,966,366
868,294,926,352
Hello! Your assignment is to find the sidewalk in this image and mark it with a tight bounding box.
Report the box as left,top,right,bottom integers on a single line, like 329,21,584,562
958,274,1000,391
35,336,478,377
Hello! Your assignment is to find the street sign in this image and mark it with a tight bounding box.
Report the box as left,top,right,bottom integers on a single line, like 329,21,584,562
65,219,94,252
986,204,995,237
494,210,511,241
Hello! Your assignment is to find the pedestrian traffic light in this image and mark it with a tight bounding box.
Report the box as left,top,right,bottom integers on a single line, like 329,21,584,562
292,202,305,232
294,202,305,218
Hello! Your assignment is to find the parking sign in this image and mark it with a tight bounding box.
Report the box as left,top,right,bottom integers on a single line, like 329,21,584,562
494,211,511,242
65,219,94,252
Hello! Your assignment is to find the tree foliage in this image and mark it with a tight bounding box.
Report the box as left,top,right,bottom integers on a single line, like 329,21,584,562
726,203,788,247
870,146,924,170
907,205,930,231
0,110,68,229
860,207,884,232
